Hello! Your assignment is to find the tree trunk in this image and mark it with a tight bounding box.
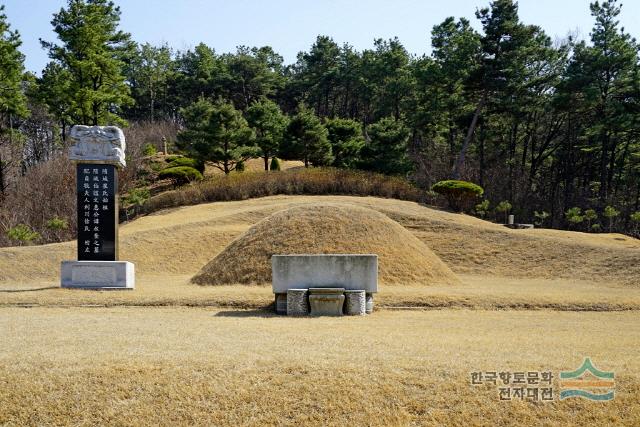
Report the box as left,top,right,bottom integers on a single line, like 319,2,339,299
452,93,486,179
264,156,269,171
61,121,67,143
224,140,230,174
598,129,609,206
150,91,155,122
479,123,485,189
448,118,456,168
0,152,4,196
508,121,519,203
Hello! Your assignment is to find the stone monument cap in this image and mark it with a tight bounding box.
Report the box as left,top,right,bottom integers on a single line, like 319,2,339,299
69,125,126,168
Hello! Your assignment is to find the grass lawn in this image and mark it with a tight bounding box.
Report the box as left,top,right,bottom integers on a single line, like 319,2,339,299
1,196,638,425
1,307,638,425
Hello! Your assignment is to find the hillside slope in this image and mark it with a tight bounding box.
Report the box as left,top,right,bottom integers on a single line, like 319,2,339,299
0,195,638,286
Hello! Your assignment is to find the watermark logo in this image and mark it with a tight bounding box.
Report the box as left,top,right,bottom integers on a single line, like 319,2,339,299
470,358,615,401
470,370,554,401
559,358,615,401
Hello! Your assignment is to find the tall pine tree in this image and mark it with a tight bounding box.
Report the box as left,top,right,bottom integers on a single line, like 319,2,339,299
246,98,288,170
0,5,28,195
40,0,133,126
177,98,258,174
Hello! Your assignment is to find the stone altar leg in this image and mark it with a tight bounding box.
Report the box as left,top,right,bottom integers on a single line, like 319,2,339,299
365,293,374,314
286,289,309,316
344,290,366,315
275,293,287,314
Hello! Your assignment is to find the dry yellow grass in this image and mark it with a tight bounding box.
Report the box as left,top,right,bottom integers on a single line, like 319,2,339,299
205,158,305,176
193,204,459,286
1,195,639,311
1,195,639,425
1,195,638,286
1,307,638,426
2,274,640,312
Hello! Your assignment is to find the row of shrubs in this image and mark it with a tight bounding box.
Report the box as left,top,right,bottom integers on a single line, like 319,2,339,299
125,168,424,220
430,179,640,233
155,156,284,185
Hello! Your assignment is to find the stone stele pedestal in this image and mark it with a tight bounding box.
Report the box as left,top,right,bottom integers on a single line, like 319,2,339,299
60,125,135,289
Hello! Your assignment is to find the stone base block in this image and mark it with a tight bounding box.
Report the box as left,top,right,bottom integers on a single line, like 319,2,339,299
309,294,345,316
287,289,309,316
61,261,135,289
365,293,374,314
344,290,366,315
275,293,287,314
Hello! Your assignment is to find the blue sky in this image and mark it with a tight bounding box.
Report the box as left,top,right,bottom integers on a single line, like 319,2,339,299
4,0,640,74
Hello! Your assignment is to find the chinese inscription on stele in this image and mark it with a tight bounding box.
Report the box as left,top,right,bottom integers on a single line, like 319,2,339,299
77,164,117,261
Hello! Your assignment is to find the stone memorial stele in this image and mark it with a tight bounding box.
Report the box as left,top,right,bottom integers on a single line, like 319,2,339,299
60,125,135,289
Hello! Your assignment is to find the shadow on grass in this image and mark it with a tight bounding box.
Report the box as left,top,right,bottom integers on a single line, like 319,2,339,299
0,286,58,293
213,308,280,318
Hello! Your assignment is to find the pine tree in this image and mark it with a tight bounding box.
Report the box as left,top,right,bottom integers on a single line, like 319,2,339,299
559,0,639,206
40,0,134,125
281,104,332,167
359,117,411,175
246,98,288,170
324,117,364,168
173,43,224,107
453,0,558,179
125,43,177,122
408,17,481,181
177,98,258,174
37,62,73,141
221,46,285,111
0,5,28,195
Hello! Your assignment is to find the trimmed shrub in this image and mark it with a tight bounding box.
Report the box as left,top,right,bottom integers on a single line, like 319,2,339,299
431,180,483,212
167,157,205,173
158,166,203,185
270,157,281,171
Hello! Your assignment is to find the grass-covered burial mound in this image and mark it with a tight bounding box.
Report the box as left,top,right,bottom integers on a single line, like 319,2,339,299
192,204,459,286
